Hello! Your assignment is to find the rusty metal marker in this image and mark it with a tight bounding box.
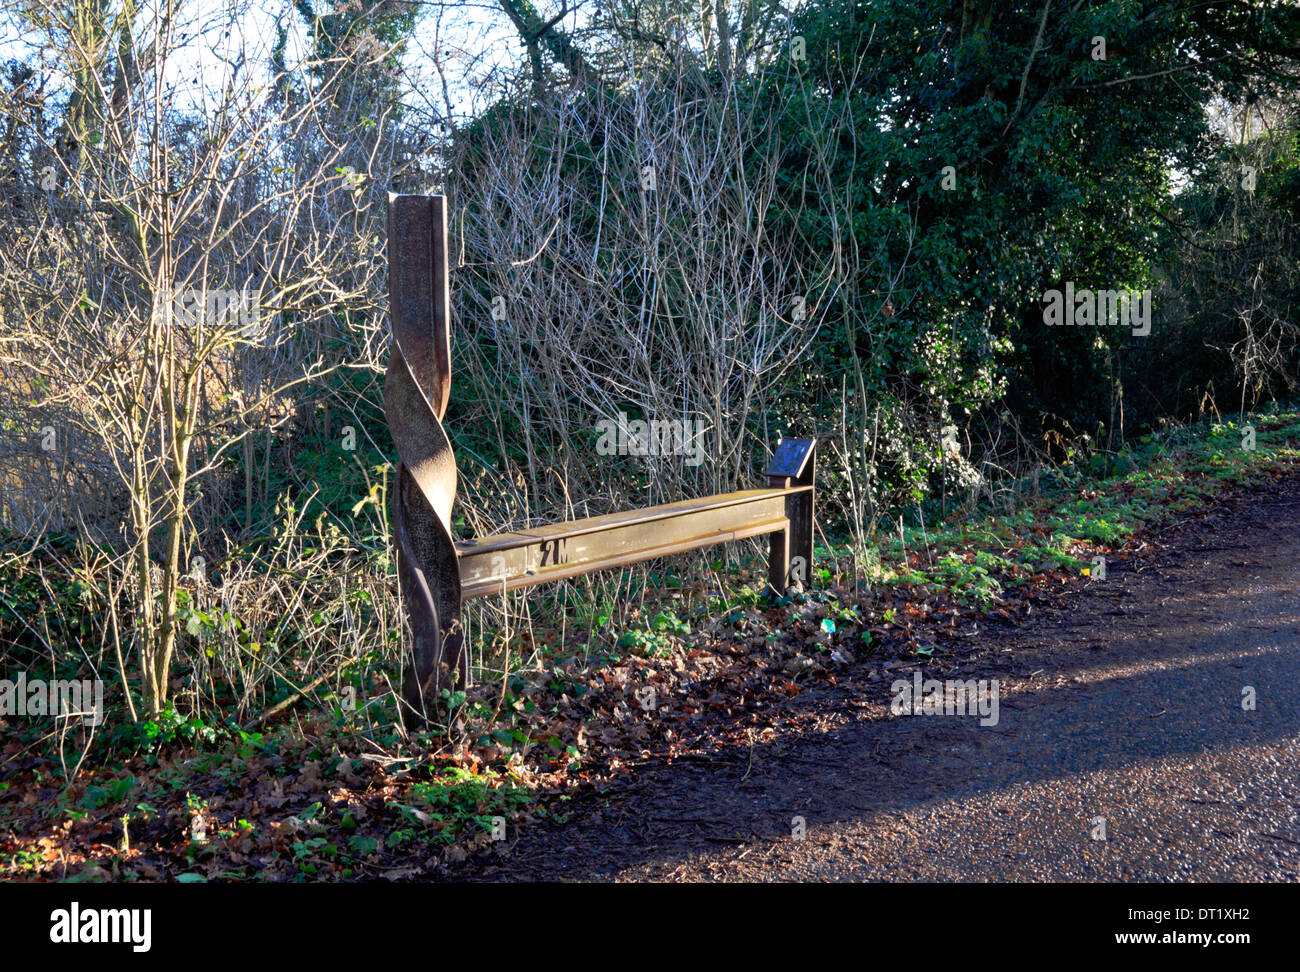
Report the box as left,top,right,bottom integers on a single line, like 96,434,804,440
385,194,815,717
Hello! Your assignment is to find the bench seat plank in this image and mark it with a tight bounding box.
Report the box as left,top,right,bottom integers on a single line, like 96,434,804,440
457,485,810,599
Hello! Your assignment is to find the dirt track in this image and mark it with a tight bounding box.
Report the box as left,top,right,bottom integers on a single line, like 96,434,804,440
465,470,1300,881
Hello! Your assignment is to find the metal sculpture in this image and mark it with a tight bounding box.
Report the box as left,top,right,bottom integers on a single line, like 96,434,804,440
384,194,815,718
384,194,464,716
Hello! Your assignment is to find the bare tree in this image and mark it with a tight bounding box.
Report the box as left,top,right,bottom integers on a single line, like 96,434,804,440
0,0,416,714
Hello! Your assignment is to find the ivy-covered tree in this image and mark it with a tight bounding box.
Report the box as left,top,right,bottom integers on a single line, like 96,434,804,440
292,0,418,119
755,0,1300,508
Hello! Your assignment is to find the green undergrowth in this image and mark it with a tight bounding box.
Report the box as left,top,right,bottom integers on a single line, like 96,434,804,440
869,409,1300,606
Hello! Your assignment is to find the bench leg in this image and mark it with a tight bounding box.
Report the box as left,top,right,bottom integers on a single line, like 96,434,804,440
768,527,789,597
786,488,814,591
767,440,815,593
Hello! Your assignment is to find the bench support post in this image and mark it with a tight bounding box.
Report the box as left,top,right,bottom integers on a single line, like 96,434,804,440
765,438,816,594
385,194,465,720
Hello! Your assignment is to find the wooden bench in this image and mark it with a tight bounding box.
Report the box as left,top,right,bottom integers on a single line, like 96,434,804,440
384,194,815,715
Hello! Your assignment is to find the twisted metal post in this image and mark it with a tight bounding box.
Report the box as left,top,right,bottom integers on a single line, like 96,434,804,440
384,194,464,717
